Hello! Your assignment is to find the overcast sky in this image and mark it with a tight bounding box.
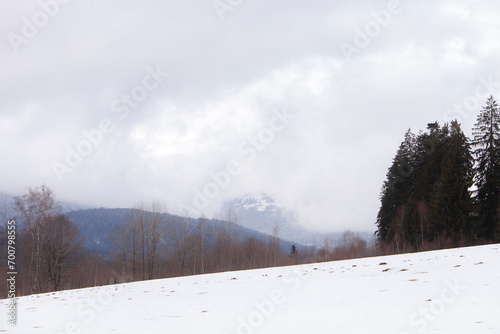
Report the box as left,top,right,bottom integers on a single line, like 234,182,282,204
2,0,500,233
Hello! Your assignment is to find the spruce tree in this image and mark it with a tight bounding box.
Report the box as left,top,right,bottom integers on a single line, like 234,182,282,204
431,121,474,244
412,123,449,202
409,122,449,246
376,129,415,243
471,96,500,242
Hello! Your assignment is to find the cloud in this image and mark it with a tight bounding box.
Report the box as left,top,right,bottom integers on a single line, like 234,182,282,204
2,0,500,232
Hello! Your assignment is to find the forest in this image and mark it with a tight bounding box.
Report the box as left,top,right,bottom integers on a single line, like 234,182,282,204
0,188,370,298
376,96,500,252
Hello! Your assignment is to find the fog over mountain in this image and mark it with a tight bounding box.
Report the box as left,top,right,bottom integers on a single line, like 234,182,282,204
2,189,371,249
4,1,500,233
221,193,374,247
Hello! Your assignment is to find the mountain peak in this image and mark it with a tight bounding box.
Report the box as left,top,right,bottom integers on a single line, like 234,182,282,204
239,193,279,212
222,194,374,247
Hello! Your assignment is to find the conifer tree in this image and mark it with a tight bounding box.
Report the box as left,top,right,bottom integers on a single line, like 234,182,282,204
407,123,449,246
412,123,449,200
471,96,500,242
375,129,415,242
398,123,450,249
376,122,472,250
431,121,474,244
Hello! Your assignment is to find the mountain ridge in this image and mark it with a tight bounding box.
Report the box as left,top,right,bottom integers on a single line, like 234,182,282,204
221,193,374,246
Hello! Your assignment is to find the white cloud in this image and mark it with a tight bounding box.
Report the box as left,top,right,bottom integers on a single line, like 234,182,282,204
2,0,500,232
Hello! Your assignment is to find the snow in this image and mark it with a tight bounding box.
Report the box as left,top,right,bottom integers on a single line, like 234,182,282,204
241,195,278,212
2,244,500,333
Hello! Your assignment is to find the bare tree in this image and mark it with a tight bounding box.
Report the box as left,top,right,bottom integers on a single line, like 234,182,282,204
175,210,196,276
323,236,332,262
146,201,166,279
225,207,235,269
42,215,84,291
198,215,206,274
336,230,368,259
111,214,139,280
212,218,229,272
14,185,60,293
272,222,280,266
128,203,147,280
111,201,167,281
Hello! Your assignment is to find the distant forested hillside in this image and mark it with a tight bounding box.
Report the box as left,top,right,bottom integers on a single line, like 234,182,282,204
65,207,299,255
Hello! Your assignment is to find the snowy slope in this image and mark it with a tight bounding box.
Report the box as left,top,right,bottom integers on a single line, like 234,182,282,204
3,244,500,333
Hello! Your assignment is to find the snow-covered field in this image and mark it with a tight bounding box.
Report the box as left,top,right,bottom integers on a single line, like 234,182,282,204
3,244,500,333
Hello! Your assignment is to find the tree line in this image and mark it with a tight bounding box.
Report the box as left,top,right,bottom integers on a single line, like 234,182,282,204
1,186,374,298
376,96,500,253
